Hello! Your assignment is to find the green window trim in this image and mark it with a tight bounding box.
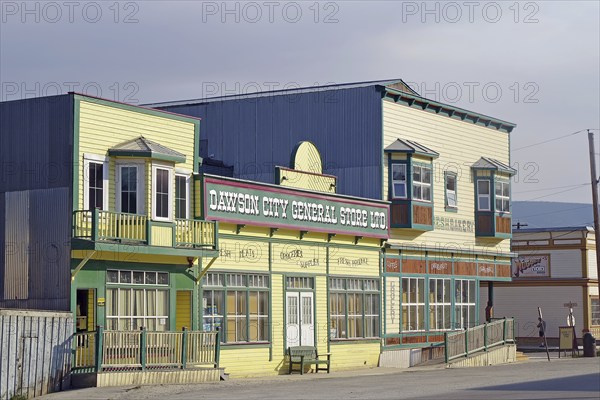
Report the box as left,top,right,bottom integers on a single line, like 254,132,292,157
329,277,380,339
201,272,270,344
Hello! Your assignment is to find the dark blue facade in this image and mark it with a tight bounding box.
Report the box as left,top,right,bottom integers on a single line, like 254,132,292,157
0,94,73,309
0,94,74,192
157,86,385,199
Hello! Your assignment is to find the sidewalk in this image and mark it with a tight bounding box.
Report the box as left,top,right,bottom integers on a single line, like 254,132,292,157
41,365,446,399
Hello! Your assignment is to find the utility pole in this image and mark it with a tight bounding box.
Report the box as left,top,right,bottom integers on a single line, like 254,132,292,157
587,130,600,284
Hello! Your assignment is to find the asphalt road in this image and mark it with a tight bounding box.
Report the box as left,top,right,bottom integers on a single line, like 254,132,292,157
43,357,600,400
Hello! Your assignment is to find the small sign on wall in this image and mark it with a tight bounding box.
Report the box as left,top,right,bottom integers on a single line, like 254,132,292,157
512,254,550,278
97,297,105,306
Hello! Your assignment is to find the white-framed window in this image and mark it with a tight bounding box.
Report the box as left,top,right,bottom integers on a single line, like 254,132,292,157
391,163,407,199
116,161,145,215
477,180,491,211
455,279,476,329
495,181,510,213
429,278,451,330
83,154,108,210
412,165,432,202
152,164,174,221
402,277,425,331
445,173,457,209
175,172,190,219
105,269,170,331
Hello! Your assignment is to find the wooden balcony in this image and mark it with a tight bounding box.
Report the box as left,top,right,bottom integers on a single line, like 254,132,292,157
72,210,218,253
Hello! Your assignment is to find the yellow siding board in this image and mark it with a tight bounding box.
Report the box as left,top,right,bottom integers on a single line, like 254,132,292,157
77,100,196,211
329,247,379,277
329,342,380,369
175,291,192,331
87,289,95,331
150,226,173,247
383,100,511,254
211,239,269,272
271,242,327,274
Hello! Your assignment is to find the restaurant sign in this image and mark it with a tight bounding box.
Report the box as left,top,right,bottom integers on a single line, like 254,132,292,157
202,175,389,238
512,254,550,278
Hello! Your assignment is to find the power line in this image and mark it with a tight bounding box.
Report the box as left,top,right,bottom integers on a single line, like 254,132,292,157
521,185,590,201
513,204,590,220
512,130,586,152
513,182,589,194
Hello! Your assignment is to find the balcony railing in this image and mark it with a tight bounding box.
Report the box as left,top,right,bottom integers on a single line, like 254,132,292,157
72,327,220,372
73,210,217,249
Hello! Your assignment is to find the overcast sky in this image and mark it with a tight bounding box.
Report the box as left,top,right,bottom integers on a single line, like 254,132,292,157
1,1,599,204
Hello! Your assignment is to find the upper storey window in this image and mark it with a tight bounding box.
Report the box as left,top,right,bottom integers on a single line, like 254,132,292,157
385,139,439,231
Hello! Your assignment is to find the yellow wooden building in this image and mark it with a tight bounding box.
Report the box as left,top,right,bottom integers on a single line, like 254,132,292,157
197,142,389,376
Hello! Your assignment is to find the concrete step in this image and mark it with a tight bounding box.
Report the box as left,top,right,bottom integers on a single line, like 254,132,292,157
515,351,529,361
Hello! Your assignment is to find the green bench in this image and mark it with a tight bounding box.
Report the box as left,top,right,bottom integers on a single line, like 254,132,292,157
288,346,331,375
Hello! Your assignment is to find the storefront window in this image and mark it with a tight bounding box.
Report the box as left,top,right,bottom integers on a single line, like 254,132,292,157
429,278,451,330
202,272,269,343
402,277,425,331
105,269,169,331
455,279,476,329
591,298,600,326
329,278,380,339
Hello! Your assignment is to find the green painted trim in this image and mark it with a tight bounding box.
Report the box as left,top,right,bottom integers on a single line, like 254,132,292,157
220,343,271,350
73,93,200,124
383,88,516,133
108,150,186,164
326,246,331,354
268,241,273,361
329,339,380,345
71,239,219,258
72,97,81,212
193,121,200,174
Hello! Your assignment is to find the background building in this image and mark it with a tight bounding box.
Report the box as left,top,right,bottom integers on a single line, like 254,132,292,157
481,226,600,344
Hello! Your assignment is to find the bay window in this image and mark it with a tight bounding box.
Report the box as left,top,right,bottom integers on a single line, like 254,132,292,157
412,165,432,202
477,180,490,211
495,181,510,213
391,164,407,198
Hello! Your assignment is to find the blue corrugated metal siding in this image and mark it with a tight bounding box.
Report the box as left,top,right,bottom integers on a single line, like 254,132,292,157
0,95,73,310
157,86,384,199
28,188,71,310
0,94,73,192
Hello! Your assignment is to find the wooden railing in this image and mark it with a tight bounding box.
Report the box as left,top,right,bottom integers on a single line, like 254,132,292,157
73,332,96,369
444,317,515,362
175,219,217,248
73,210,147,243
73,327,220,372
73,210,217,249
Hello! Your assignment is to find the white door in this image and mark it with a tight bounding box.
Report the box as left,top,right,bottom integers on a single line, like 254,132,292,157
286,292,314,347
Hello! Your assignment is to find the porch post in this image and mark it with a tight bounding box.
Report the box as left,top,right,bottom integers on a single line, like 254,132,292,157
95,325,104,372
181,327,188,369
140,327,147,370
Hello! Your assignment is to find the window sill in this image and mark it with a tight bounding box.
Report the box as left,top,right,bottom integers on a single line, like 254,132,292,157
221,342,271,349
329,338,380,344
445,206,458,213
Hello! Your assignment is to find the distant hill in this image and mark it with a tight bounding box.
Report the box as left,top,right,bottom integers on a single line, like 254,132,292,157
511,201,593,229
